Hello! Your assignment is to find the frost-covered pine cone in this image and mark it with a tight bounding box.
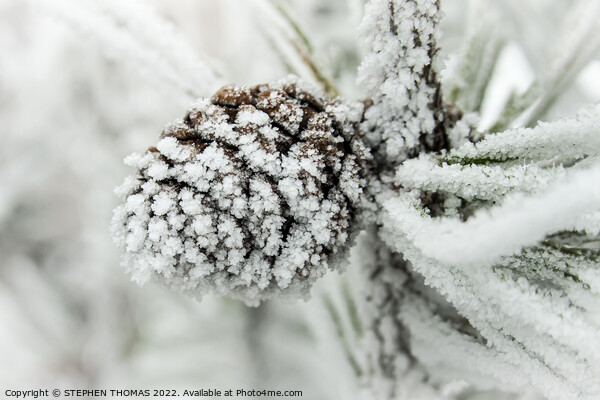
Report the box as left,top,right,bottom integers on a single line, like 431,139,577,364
111,78,373,304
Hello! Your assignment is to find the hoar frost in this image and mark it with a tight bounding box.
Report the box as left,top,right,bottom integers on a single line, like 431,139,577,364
104,0,600,397
357,0,462,167
111,77,373,304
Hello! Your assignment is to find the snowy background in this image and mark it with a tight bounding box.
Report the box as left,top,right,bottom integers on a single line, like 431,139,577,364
1,0,599,399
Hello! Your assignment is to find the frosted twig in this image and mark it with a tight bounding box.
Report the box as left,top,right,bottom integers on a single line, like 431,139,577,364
358,0,451,165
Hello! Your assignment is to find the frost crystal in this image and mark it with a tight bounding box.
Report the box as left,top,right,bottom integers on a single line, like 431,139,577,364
111,77,372,304
357,0,457,166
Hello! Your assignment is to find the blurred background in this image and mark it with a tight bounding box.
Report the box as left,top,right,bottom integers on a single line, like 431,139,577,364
0,0,599,399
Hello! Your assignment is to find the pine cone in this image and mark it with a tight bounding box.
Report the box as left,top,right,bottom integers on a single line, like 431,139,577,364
111,77,372,304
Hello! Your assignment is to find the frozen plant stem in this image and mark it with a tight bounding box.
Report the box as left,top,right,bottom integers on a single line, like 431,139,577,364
358,0,460,170
357,0,464,398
